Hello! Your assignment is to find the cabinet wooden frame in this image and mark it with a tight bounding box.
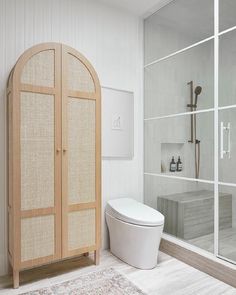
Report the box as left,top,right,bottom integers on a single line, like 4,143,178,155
61,45,101,261
7,43,101,288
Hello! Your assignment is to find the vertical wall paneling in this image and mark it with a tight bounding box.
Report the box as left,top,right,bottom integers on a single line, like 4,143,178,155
0,0,7,277
0,0,143,276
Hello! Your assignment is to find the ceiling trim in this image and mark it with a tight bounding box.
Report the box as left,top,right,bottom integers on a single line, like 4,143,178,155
142,0,175,19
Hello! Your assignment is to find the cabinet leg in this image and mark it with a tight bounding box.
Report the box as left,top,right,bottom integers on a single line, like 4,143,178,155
83,252,89,257
8,262,13,276
94,250,100,265
13,269,19,289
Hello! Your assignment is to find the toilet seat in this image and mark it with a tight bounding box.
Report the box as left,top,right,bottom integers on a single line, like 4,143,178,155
106,198,164,227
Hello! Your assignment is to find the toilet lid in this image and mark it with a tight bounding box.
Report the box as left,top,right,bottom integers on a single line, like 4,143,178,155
106,198,164,226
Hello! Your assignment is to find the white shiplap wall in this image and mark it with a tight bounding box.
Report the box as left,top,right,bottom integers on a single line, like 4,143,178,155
0,0,143,275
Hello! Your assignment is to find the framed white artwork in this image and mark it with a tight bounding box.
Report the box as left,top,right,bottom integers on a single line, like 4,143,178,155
102,87,134,159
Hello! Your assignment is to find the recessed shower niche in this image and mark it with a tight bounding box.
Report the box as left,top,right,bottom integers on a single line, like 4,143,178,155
144,111,214,181
160,143,184,174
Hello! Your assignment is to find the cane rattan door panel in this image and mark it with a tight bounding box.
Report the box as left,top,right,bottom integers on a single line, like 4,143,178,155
21,215,55,262
68,209,96,251
67,54,95,93
68,98,96,204
21,50,55,87
20,92,54,210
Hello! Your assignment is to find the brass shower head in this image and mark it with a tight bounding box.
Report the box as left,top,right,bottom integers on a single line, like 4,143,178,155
194,86,202,106
194,86,202,96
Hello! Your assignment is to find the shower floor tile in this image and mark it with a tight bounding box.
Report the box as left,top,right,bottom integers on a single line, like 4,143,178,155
188,227,236,261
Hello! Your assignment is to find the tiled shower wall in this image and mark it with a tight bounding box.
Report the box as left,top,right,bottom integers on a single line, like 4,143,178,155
144,0,236,239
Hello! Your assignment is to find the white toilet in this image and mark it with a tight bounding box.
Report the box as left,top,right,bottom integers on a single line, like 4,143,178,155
105,198,164,269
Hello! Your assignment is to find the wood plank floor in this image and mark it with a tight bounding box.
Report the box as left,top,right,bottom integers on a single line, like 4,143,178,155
0,251,235,295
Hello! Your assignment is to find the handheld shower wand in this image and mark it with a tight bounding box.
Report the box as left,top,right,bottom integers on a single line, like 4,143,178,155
187,82,202,179
193,86,202,178
194,86,202,106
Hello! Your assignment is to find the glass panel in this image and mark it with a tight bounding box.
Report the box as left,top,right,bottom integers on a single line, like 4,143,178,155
219,0,236,32
68,98,96,204
144,0,213,64
145,40,214,119
20,92,54,210
145,111,214,181
219,30,236,107
145,175,214,253
218,185,236,262
219,108,236,184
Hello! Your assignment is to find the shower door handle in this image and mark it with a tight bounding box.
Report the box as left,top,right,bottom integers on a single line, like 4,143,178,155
220,122,231,159
227,122,231,159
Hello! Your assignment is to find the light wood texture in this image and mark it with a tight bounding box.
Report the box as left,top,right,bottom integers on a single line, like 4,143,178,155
94,250,100,265
54,43,63,268
7,43,101,288
68,202,96,212
8,44,62,281
0,251,235,295
21,207,55,218
12,270,19,289
67,246,96,258
160,238,236,288
68,90,96,100
61,44,101,262
20,84,56,95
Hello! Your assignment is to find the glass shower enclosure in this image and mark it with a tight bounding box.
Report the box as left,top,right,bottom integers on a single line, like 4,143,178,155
144,0,236,264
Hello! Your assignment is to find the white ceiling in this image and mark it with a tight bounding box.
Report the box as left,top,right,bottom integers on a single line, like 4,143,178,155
98,0,171,17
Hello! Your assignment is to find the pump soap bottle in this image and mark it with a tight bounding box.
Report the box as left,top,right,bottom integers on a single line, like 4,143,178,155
170,156,176,172
177,156,183,172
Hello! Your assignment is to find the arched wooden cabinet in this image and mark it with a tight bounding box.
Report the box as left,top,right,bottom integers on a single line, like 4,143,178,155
7,43,101,288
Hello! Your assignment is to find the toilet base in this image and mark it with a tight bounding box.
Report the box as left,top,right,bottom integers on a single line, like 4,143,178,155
106,212,163,269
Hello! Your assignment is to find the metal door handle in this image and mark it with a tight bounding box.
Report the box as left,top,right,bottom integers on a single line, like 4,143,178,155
227,122,231,159
220,122,231,159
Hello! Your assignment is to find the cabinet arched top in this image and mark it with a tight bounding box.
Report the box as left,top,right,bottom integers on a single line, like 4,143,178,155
9,42,101,98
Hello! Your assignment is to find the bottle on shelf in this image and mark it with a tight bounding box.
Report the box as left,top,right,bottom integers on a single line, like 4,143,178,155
169,156,176,172
161,162,165,173
177,156,183,172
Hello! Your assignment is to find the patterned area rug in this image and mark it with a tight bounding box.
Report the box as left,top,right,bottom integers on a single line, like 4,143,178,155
20,268,146,295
